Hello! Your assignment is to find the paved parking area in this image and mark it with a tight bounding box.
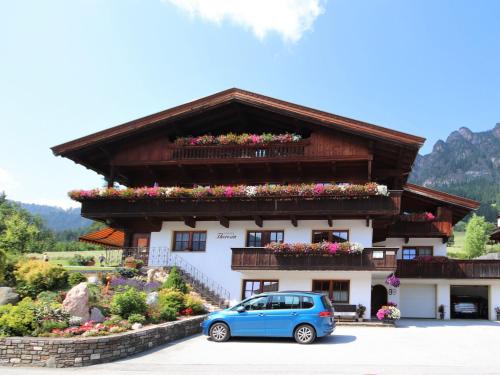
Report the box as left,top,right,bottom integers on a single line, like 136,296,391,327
3,320,500,375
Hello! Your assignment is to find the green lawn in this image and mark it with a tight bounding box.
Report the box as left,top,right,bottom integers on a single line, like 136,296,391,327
28,250,123,267
447,231,500,259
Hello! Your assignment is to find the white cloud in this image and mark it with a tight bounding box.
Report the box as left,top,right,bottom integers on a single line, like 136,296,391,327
164,0,325,42
0,167,18,195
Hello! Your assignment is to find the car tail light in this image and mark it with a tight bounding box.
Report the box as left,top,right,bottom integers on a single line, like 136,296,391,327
319,311,332,317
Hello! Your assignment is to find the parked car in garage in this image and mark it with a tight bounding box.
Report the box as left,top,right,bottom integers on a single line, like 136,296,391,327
202,291,335,344
451,296,488,319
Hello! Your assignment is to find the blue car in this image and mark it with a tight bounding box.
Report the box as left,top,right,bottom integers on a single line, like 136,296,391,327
202,291,335,344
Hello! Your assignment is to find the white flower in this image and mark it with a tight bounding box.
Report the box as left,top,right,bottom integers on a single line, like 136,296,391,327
69,316,82,326
350,242,364,253
376,185,388,196
245,186,257,196
163,187,175,197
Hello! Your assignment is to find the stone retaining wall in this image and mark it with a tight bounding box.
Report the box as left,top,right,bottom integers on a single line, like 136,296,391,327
0,315,205,368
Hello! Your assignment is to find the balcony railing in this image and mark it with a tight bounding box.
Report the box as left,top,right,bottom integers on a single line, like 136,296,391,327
396,260,500,279
171,142,307,161
388,219,452,238
231,247,399,271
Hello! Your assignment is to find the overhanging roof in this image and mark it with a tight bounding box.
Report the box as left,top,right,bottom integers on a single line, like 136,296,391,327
79,227,124,248
52,88,425,156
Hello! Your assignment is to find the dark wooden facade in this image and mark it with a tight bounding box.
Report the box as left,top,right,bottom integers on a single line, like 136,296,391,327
397,260,500,279
231,248,399,271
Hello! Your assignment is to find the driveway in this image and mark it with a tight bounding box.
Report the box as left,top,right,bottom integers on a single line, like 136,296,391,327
2,320,500,375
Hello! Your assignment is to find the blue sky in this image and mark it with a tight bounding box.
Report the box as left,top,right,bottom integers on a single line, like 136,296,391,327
1,0,499,208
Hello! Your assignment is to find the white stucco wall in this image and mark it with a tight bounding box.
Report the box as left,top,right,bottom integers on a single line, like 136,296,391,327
373,237,447,258
149,219,373,304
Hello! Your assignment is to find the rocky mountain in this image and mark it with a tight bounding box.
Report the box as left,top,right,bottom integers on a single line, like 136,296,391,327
409,124,500,222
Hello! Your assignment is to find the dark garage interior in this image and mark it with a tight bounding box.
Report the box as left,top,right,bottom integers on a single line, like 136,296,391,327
450,285,489,319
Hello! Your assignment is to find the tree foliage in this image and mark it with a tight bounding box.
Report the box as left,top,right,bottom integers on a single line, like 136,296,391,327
464,215,489,259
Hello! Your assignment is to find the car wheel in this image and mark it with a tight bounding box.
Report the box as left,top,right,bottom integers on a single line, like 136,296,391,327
210,322,230,342
294,324,316,344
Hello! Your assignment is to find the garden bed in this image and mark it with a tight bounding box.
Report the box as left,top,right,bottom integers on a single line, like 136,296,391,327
0,315,205,368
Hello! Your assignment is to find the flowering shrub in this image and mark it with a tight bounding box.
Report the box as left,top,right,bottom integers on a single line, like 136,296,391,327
69,182,388,201
385,273,400,288
376,305,401,321
400,212,436,222
265,241,363,256
50,320,128,337
174,133,302,146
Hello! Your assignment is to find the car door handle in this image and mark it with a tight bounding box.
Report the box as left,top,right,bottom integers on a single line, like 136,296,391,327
258,313,264,317
291,312,297,316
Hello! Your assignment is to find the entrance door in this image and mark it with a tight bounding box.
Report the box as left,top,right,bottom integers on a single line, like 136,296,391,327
371,284,388,316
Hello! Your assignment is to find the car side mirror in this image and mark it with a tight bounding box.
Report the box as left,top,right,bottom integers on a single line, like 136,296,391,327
236,305,246,313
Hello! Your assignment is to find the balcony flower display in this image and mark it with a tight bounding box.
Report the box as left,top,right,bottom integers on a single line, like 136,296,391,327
400,212,436,222
69,182,389,201
173,132,302,146
265,241,364,256
376,304,401,321
413,255,449,263
385,273,400,288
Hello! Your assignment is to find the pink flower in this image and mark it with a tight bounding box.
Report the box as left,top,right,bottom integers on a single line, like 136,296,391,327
224,186,234,197
376,309,386,320
425,212,435,220
313,184,325,195
327,242,339,254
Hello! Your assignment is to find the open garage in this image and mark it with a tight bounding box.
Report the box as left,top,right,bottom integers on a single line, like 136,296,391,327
451,285,489,319
400,284,436,318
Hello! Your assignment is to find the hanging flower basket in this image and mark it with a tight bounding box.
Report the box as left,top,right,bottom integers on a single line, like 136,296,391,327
385,273,400,288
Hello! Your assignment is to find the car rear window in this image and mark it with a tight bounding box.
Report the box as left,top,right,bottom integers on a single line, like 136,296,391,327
301,296,314,309
321,295,333,310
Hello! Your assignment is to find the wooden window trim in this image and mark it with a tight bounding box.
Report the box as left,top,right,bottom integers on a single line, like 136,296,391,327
311,279,350,304
241,279,279,300
402,246,434,260
311,229,350,243
172,231,207,252
245,230,284,247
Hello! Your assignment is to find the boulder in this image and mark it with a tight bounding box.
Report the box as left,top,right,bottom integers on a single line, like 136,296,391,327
90,307,105,323
146,268,168,283
62,283,90,322
146,291,159,306
131,323,143,330
0,287,20,306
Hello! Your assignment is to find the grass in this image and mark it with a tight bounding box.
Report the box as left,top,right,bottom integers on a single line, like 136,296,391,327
447,231,500,259
27,250,123,267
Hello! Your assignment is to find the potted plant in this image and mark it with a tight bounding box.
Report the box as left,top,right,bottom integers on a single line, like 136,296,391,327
438,304,445,320
376,303,401,323
124,257,137,269
356,304,366,322
495,307,500,321
135,259,144,269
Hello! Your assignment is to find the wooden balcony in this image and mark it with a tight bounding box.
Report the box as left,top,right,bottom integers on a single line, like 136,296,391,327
388,220,452,239
231,247,399,271
80,191,402,226
170,143,307,162
396,260,500,279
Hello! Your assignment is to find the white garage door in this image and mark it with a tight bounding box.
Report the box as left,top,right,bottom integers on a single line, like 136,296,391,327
400,284,436,318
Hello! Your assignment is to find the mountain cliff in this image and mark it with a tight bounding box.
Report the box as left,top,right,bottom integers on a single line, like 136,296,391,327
409,124,499,222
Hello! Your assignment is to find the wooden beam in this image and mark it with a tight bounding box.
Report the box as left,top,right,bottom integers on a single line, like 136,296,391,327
291,216,298,227
366,216,370,227
183,216,196,228
219,217,230,228
254,216,263,228
404,237,409,244
327,217,333,227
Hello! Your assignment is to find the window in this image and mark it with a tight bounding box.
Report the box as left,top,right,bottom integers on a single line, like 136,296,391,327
312,280,350,303
173,231,207,251
242,280,279,299
269,295,300,309
241,296,269,311
312,230,349,243
301,296,315,309
132,233,150,249
402,246,433,260
246,231,284,247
